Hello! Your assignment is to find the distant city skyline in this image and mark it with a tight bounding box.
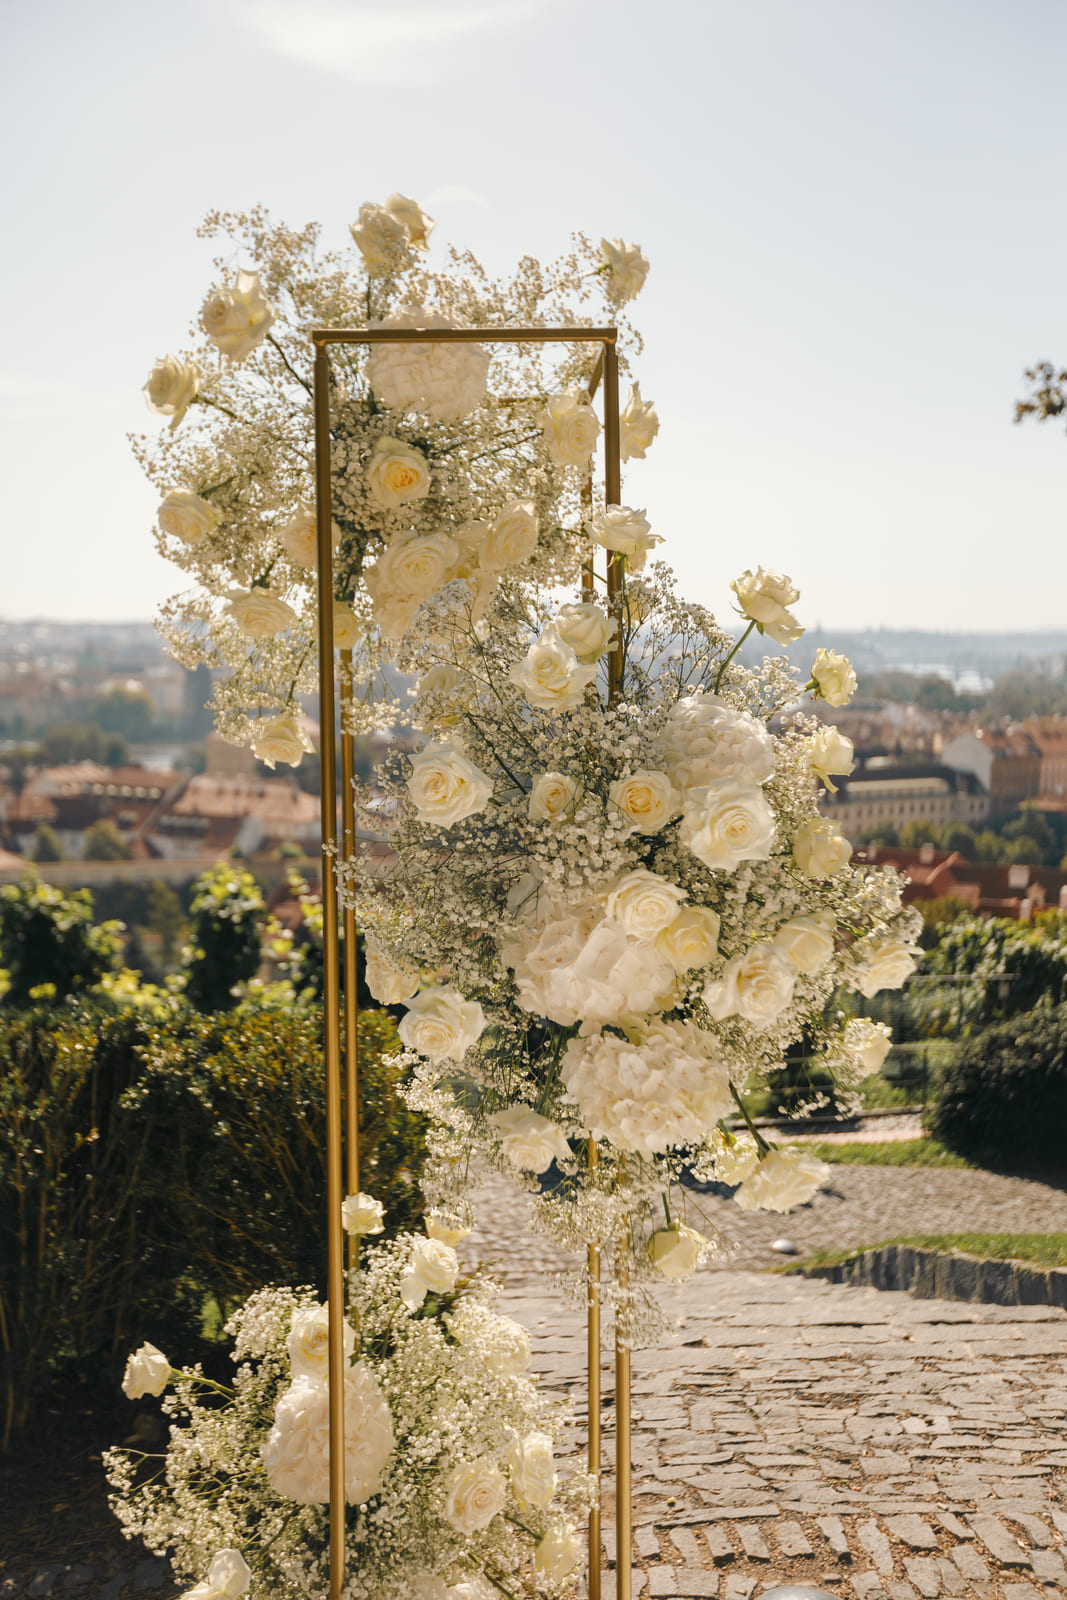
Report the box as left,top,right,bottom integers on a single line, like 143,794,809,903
4,0,1067,630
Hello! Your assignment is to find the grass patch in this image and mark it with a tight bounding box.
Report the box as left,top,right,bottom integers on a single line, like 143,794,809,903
780,1232,1067,1273
805,1137,972,1168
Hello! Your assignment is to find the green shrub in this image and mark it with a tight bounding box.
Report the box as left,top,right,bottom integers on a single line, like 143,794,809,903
914,913,1067,1037
180,864,269,1011
927,1001,1067,1169
0,877,122,1007
0,1003,423,1448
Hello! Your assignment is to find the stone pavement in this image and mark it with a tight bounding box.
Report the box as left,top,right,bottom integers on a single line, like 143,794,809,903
465,1173,1067,1600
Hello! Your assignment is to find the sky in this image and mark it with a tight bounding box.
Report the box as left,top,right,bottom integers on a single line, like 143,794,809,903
2,0,1066,633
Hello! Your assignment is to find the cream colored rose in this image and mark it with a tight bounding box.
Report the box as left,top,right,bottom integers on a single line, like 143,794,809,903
225,590,299,638
479,499,539,571
809,725,855,792
488,1106,571,1173
809,647,857,707
710,1128,760,1185
773,912,836,974
605,868,687,941
365,436,432,509
508,1431,556,1508
655,904,720,973
730,567,803,645
398,985,485,1065
511,631,597,714
407,741,493,826
384,191,434,249
648,1223,706,1280
529,771,576,822
349,201,409,273
279,501,341,570
599,236,650,302
417,662,469,698
399,1237,459,1310
121,1341,170,1399
157,489,218,548
443,1458,506,1535
287,1302,355,1382
843,1017,893,1077
793,817,851,878
143,354,199,429
541,387,600,466
252,711,312,770
425,1210,469,1247
200,269,275,360
365,942,420,1006
186,1550,251,1600
332,602,358,651
341,1191,385,1236
552,600,617,663
608,769,678,834
703,942,797,1029
679,779,776,871
853,934,919,999
734,1148,831,1213
589,505,660,572
620,380,659,461
535,1526,582,1581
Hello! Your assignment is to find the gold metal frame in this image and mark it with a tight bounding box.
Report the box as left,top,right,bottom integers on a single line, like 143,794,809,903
312,324,627,1600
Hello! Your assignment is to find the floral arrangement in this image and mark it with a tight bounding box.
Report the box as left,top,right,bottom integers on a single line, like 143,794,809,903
136,194,655,758
107,1205,588,1600
344,559,920,1321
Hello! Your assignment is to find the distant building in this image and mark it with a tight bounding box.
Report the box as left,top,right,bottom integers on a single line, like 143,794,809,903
147,772,321,860
819,762,988,841
1021,716,1067,801
940,726,1041,816
857,842,1067,922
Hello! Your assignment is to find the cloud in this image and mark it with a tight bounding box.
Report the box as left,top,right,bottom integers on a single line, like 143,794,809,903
232,0,552,86
426,186,488,207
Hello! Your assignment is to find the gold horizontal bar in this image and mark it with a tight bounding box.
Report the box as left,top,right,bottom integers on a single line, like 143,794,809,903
312,326,617,347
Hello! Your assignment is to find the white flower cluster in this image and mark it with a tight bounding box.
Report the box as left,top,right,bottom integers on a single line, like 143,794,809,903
107,1222,589,1600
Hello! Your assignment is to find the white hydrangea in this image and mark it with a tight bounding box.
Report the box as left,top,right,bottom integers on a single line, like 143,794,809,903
659,692,775,791
562,1020,733,1156
260,1363,394,1504
367,307,490,421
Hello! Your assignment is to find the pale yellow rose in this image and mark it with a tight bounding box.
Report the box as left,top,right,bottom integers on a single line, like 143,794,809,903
809,725,855,792
552,600,616,663
252,711,312,769
730,567,803,645
620,379,660,460
809,648,858,707
365,436,432,509
157,490,218,548
529,772,577,822
599,237,650,302
655,904,720,972
773,912,836,973
384,192,435,249
648,1223,706,1279
200,270,275,360
479,499,539,571
143,354,199,429
332,602,358,651
793,818,851,878
541,388,600,466
604,867,687,941
279,501,341,570
225,590,299,638
608,769,678,833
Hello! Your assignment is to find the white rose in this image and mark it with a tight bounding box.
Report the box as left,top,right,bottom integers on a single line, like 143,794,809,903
399,985,485,1064
365,436,432,509
508,1432,556,1508
703,943,797,1029
407,741,493,826
365,942,420,1005
660,692,775,791
261,1364,394,1503
599,237,650,303
620,380,659,461
186,1550,252,1600
535,1525,582,1581
252,711,312,770
541,388,600,466
604,868,687,941
853,934,919,999
608,769,678,834
157,490,218,548
448,1579,495,1600
710,1128,761,1185
225,590,298,638
679,779,776,871
121,1341,170,1399
417,662,469,698
200,270,275,360
733,1148,832,1213
488,1106,571,1173
400,1237,459,1310
365,533,460,639
425,1210,470,1247
655,904,721,973
511,630,597,714
332,602,358,652
730,567,804,645
551,601,617,663
529,771,576,822
842,1017,893,1078
479,499,539,571
793,818,851,878
809,647,857,707
809,725,855,792
341,1192,385,1236
349,201,410,273
384,191,434,249
280,501,341,570
773,912,836,974
287,1302,355,1383
443,1458,506,1535
143,354,199,429
589,505,660,572
648,1223,706,1280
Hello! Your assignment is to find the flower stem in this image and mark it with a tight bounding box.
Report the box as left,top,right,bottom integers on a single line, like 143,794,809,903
713,619,757,694
728,1083,772,1155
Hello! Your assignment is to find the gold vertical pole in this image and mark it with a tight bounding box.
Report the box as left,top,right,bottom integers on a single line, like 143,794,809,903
340,649,360,1275
313,340,347,1600
586,1142,602,1600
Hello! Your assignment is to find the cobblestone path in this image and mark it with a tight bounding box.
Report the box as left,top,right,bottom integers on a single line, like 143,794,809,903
467,1172,1067,1600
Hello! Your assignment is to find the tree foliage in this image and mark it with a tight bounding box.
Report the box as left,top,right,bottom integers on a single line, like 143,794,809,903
0,878,123,1007
179,864,269,1012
